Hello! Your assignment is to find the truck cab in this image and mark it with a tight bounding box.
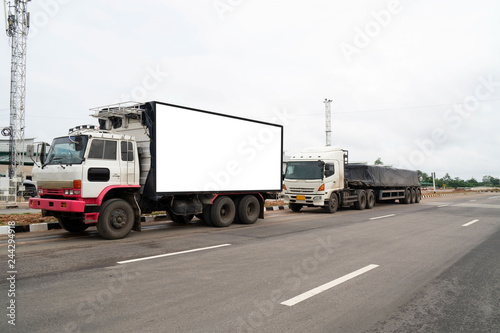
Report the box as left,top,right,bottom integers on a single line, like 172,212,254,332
282,147,346,212
30,125,142,237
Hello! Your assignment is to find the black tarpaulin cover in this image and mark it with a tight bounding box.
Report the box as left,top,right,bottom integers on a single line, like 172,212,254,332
345,165,421,187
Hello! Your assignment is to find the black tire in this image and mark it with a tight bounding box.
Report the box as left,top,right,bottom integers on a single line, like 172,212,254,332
170,214,194,224
415,188,422,203
411,188,417,203
237,195,260,224
324,193,338,213
354,191,366,210
202,205,213,226
57,217,89,232
400,188,411,204
290,203,302,212
366,190,375,209
211,196,235,227
97,199,135,239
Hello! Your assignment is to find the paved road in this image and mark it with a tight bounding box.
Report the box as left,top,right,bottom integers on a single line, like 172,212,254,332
1,193,499,332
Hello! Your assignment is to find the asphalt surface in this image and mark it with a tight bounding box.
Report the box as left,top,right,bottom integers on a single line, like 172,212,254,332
1,193,499,332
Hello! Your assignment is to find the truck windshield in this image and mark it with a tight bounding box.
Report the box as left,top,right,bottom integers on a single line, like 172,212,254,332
285,161,323,180
45,136,88,165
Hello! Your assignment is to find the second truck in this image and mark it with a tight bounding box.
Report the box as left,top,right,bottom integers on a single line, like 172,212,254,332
282,147,421,213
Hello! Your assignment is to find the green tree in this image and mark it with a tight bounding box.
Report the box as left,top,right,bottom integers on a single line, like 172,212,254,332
374,157,383,165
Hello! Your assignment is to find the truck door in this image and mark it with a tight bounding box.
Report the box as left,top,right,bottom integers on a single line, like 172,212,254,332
82,138,121,198
120,141,136,185
325,161,341,191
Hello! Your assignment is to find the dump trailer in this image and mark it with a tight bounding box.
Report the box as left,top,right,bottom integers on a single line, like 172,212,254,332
282,147,421,213
29,101,283,239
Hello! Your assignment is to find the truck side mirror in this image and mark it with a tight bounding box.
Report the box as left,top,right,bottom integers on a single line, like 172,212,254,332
39,142,47,165
26,145,34,157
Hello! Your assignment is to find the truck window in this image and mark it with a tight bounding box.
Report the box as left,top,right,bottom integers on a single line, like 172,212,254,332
121,141,134,161
285,161,323,180
325,163,335,177
88,139,117,160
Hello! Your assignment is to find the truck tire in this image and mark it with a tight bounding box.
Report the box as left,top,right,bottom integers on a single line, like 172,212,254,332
211,196,236,227
202,205,213,226
365,190,375,209
415,188,422,203
290,203,302,212
57,217,89,232
354,190,366,210
410,188,416,204
97,198,135,239
170,214,194,224
324,193,338,213
237,195,260,224
400,189,411,204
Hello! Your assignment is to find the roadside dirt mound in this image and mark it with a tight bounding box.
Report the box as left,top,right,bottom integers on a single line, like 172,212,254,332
0,214,57,226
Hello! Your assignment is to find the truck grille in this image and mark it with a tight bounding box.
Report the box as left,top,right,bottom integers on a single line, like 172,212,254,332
289,187,315,193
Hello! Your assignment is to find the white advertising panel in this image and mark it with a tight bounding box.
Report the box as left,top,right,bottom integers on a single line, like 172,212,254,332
155,103,283,193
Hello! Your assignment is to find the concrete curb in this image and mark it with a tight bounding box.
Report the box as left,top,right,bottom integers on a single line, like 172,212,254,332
265,205,289,211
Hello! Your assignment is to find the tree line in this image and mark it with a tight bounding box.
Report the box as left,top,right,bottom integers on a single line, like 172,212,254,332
418,172,500,188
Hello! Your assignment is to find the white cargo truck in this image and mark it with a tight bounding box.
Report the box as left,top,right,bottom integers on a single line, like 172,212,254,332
282,147,421,213
29,101,283,239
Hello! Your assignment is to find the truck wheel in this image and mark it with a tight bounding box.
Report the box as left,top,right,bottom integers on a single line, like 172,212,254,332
170,214,194,224
290,203,302,212
202,205,213,226
211,196,235,227
400,189,411,204
365,190,375,209
237,195,260,224
410,188,416,204
415,188,422,203
354,191,366,210
57,217,89,232
324,193,338,213
97,199,134,239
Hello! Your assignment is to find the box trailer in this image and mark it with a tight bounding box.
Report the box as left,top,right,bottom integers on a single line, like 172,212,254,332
29,101,283,239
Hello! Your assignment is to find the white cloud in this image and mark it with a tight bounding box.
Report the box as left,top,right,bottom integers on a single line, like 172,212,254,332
0,0,499,180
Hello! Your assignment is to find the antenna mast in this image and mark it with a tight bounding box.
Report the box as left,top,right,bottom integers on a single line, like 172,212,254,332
324,98,332,146
3,0,30,201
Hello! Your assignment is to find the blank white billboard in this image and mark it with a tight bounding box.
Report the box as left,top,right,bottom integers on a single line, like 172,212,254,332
155,103,283,193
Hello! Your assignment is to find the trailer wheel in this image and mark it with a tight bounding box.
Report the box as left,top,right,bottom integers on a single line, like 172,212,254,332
211,196,236,227
97,199,134,239
400,189,411,204
415,188,422,203
202,205,213,226
410,188,416,204
365,190,375,209
57,217,89,232
324,193,338,213
290,203,302,212
354,190,366,210
170,214,194,224
236,195,260,224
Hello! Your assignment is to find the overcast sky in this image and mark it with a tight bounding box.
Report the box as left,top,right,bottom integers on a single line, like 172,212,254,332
1,0,499,180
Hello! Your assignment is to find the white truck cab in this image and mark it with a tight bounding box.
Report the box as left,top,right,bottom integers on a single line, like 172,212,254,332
283,147,346,211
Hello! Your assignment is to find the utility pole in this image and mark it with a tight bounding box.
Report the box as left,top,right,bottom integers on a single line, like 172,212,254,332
324,98,332,146
3,0,30,202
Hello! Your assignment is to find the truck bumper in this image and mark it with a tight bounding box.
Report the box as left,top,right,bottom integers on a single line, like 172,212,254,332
29,197,86,213
283,193,326,206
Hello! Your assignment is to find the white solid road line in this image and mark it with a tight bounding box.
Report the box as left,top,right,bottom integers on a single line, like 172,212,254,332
369,214,395,220
117,244,232,264
462,219,479,227
281,264,379,307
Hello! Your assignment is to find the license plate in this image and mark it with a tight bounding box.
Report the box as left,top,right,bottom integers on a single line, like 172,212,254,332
296,195,305,201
